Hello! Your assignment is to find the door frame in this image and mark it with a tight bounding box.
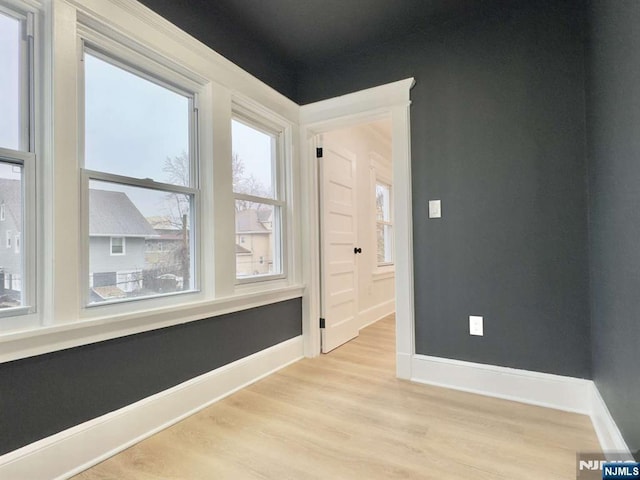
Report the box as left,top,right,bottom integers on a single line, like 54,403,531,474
299,78,415,379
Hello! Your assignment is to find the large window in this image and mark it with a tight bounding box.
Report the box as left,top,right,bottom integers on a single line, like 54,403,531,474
83,48,198,305
376,182,393,266
232,116,285,281
0,5,34,314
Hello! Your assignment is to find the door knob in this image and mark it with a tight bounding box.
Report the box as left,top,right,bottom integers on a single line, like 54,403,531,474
354,247,362,254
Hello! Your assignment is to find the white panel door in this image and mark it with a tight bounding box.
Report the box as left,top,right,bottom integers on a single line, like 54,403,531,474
320,144,359,353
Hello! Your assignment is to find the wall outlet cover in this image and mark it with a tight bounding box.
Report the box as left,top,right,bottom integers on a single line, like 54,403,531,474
428,200,441,218
469,315,483,336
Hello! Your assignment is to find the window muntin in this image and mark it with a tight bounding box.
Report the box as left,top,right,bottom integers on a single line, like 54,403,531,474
83,48,198,306
0,9,23,151
0,5,34,315
376,182,393,265
232,117,285,281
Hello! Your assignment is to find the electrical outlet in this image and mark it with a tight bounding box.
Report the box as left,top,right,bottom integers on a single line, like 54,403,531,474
469,316,483,336
428,200,441,218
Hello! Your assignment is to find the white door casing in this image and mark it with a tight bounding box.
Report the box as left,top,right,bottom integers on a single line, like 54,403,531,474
299,77,415,378
319,144,359,352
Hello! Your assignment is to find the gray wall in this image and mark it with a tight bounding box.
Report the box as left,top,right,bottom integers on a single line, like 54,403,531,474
298,0,591,378
89,236,145,274
0,298,302,455
587,0,640,457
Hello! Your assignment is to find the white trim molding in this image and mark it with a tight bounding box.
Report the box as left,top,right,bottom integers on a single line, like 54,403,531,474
590,383,634,460
299,78,415,377
0,335,304,480
411,354,633,458
411,354,593,414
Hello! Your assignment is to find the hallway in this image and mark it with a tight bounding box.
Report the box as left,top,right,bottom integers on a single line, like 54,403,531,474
75,315,599,479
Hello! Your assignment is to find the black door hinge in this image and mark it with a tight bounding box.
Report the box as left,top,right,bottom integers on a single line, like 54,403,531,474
319,317,326,329
316,147,323,158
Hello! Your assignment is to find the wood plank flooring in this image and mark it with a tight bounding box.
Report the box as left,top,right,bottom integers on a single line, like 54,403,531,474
74,315,599,479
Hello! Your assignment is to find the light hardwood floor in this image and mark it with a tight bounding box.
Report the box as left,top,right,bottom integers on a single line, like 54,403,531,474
74,315,599,479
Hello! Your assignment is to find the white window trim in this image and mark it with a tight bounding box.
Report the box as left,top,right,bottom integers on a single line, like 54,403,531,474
375,180,394,267
0,203,5,221
0,0,38,322
232,99,292,286
109,236,125,256
79,37,202,308
0,0,304,361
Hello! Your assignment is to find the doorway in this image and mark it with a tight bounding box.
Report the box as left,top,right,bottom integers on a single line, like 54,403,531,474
299,78,415,379
318,119,396,353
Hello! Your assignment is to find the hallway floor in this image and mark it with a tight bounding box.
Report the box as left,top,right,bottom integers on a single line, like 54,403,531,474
74,314,599,479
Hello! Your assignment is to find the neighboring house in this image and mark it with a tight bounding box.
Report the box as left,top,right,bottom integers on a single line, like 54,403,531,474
144,216,184,267
89,189,158,302
145,216,186,290
235,207,273,277
0,179,23,307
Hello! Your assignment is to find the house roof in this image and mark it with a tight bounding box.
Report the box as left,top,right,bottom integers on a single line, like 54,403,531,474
235,244,251,255
236,208,271,233
90,190,158,237
0,184,158,237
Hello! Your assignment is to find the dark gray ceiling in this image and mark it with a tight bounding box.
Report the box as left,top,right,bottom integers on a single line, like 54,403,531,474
139,0,517,65
137,0,522,100
208,0,479,65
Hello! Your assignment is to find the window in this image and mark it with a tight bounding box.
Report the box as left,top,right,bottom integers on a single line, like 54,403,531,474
0,5,34,313
376,182,393,265
232,115,285,281
110,237,125,255
83,48,199,305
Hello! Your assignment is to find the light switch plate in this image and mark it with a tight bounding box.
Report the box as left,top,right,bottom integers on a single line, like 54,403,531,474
469,316,483,336
429,200,441,218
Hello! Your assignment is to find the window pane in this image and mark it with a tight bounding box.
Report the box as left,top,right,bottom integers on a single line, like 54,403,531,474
0,162,24,308
89,180,193,304
84,53,191,185
232,119,275,198
0,12,22,151
377,224,393,264
376,183,391,222
235,201,280,278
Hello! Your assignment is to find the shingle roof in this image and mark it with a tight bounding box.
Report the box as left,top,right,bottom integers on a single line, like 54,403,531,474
235,243,251,254
89,189,157,237
236,208,271,233
0,185,157,237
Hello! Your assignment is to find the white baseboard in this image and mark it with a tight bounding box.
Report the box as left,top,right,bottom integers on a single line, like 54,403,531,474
411,354,634,457
411,354,592,414
358,299,395,331
0,336,304,480
590,382,633,459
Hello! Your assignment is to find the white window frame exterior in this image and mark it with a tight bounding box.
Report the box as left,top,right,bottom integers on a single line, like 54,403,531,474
0,203,5,221
0,0,37,322
109,236,125,256
232,103,288,285
0,0,304,363
375,180,394,267
79,38,201,308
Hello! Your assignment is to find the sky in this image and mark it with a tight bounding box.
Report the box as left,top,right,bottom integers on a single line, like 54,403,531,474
85,53,273,216
0,12,21,151
1,21,273,219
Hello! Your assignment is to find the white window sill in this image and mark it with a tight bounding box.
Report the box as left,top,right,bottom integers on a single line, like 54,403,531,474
0,284,304,363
